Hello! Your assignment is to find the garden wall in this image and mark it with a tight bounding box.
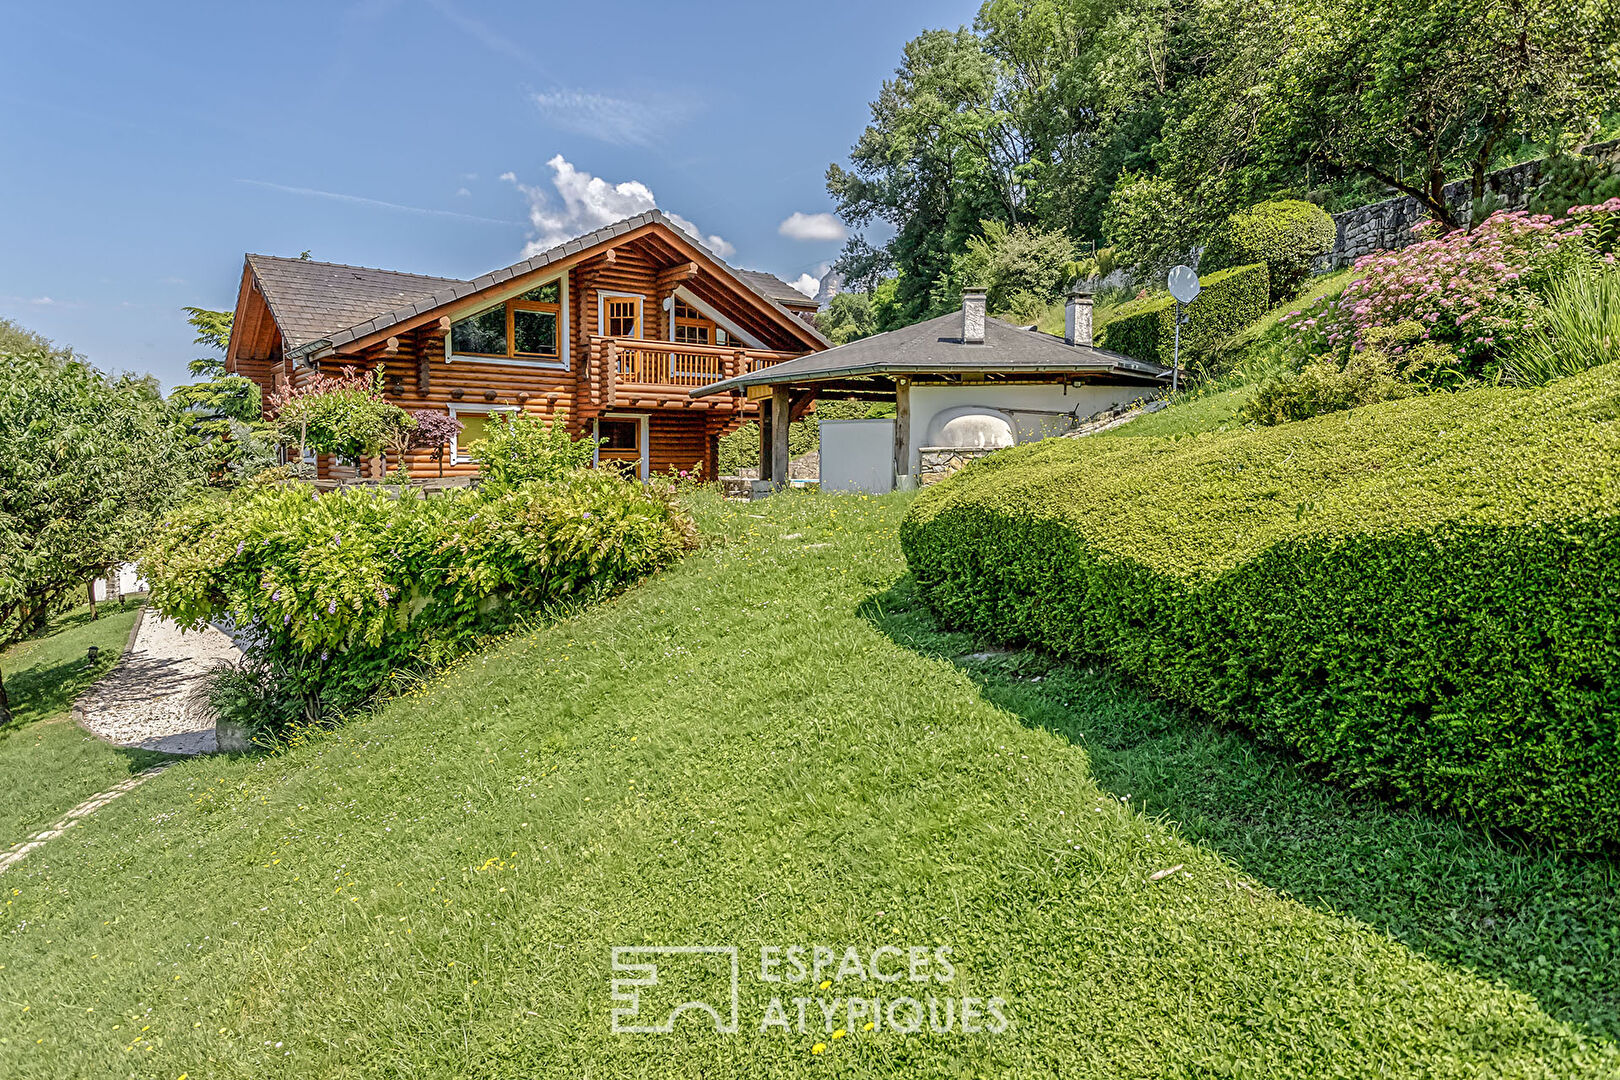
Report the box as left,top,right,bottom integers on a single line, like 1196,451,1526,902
1328,140,1620,268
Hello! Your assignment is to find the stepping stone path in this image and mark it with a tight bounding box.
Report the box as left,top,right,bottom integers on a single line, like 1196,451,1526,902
1,611,241,874
76,611,241,756
0,763,175,875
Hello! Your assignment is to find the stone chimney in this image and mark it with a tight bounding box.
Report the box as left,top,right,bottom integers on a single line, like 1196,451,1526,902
1065,285,1094,347
961,288,987,345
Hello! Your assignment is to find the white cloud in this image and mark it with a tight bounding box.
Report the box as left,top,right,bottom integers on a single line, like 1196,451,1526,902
505,156,734,259
455,187,471,197
530,90,691,148
787,274,819,298
778,212,847,243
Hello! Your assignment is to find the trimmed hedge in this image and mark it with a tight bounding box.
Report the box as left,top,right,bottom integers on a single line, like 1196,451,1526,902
900,361,1620,849
142,472,691,724
1100,263,1269,369
1202,199,1338,302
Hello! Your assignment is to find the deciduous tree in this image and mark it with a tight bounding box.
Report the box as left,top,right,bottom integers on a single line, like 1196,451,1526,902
0,349,197,723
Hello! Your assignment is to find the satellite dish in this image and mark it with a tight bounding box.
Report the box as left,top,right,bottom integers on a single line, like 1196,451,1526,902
1168,265,1201,304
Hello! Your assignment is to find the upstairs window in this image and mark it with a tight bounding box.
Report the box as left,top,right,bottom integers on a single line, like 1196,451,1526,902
672,299,740,347
450,279,562,361
602,295,642,339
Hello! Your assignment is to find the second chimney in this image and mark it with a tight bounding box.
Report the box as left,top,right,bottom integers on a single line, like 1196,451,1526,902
1065,285,1094,347
961,288,987,345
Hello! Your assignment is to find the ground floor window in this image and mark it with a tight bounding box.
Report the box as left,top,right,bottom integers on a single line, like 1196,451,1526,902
595,414,647,479
451,405,518,464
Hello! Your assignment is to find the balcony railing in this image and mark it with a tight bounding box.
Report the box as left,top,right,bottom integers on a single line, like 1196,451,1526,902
601,336,797,385
586,336,801,408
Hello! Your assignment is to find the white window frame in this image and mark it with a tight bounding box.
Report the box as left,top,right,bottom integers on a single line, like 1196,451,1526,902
592,413,649,480
597,290,646,339
444,273,570,370
449,403,520,465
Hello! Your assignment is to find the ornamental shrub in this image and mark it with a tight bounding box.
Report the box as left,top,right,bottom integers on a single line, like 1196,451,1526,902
1280,201,1620,381
471,410,597,487
1100,263,1269,370
1245,322,1456,424
901,360,1620,849
268,366,413,464
141,471,690,730
1201,200,1337,303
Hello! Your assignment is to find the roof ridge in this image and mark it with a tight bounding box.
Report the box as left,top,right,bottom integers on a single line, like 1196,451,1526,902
246,253,467,283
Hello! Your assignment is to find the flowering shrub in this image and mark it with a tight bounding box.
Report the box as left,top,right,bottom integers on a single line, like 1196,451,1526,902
268,366,414,462
1280,200,1620,382
141,472,691,730
471,410,597,487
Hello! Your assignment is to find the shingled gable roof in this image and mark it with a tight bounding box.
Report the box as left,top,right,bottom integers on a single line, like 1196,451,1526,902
733,269,817,308
246,255,464,352
690,310,1170,397
269,210,826,360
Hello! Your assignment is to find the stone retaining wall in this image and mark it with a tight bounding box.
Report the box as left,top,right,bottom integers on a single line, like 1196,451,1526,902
1328,141,1620,268
920,446,999,486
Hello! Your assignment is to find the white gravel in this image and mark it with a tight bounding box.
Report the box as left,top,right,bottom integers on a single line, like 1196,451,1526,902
76,612,241,755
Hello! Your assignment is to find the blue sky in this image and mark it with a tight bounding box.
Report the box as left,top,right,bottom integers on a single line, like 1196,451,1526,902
1,0,979,389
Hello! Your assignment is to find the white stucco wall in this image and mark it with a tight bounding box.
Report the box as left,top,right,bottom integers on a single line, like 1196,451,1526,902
905,382,1143,476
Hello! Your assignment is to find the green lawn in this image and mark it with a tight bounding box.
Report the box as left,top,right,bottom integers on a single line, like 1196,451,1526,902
0,495,1613,1077
0,601,167,847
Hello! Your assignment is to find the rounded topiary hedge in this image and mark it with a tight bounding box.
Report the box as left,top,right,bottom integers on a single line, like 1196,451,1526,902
1203,200,1337,302
900,361,1620,850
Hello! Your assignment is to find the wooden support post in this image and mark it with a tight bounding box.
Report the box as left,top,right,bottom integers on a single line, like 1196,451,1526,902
893,377,913,491
770,386,792,492
758,400,773,482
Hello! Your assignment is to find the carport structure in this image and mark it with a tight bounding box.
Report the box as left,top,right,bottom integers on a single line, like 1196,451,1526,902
689,288,1169,491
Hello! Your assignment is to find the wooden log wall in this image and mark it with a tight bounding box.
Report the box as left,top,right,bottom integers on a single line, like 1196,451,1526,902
242,232,812,482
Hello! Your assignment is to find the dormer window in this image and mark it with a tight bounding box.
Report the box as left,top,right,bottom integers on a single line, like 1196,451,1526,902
450,280,562,361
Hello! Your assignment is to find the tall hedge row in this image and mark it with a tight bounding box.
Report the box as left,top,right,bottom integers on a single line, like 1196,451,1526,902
900,362,1620,849
1101,263,1269,368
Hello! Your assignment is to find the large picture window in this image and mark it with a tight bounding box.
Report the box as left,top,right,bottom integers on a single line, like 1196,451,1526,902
450,280,563,362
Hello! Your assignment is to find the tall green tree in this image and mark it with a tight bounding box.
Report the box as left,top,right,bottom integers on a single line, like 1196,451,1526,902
828,0,1258,322
814,292,879,345
0,349,198,723
167,307,273,483
1172,0,1620,229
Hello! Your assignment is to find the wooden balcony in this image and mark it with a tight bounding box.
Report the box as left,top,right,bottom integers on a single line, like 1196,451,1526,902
585,336,801,411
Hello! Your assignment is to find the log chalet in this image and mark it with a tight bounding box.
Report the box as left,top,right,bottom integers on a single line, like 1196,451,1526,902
225,210,828,481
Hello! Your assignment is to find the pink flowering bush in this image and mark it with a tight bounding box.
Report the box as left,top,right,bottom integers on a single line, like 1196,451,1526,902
1280,200,1620,383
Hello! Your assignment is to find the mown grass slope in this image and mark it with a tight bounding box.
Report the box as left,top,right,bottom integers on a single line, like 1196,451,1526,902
1,497,1613,1078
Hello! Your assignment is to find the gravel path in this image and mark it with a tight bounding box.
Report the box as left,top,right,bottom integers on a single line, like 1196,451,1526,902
76,612,241,755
